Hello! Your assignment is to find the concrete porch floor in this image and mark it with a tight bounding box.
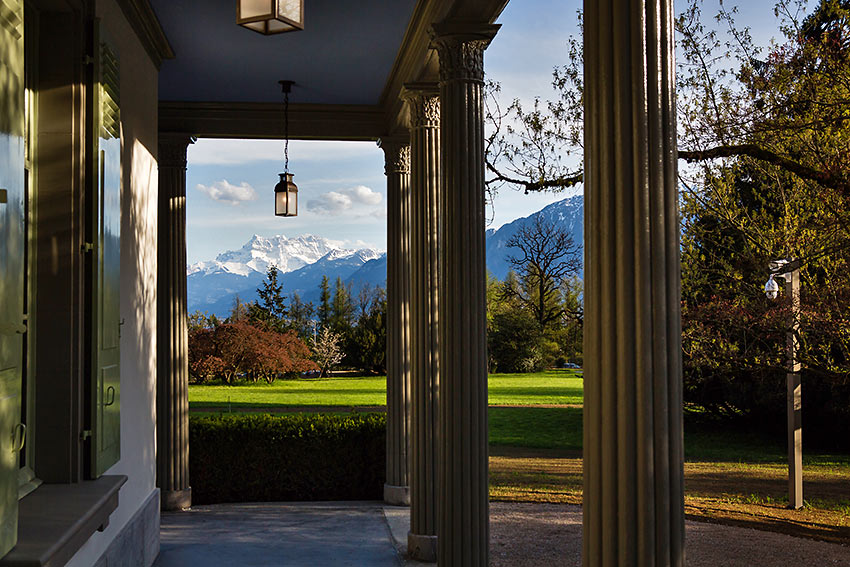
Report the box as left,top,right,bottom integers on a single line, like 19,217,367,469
154,502,850,566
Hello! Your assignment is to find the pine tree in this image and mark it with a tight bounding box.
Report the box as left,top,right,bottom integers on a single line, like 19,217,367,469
330,277,355,335
289,291,316,342
248,265,287,333
317,275,331,329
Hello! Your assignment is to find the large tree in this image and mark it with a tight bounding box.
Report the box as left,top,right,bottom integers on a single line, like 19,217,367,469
501,214,582,333
485,0,850,198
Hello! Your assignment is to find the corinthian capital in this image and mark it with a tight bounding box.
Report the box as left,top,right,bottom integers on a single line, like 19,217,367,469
401,83,440,129
379,136,411,175
429,22,500,83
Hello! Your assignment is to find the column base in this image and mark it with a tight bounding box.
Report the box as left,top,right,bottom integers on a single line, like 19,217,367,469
408,532,437,562
383,483,410,506
161,487,191,511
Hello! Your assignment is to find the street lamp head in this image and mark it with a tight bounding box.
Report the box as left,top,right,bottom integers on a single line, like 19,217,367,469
764,274,780,299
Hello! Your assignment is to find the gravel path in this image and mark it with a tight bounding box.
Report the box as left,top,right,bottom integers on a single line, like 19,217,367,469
489,502,850,566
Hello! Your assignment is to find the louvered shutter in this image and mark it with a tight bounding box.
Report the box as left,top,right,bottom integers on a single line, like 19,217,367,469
90,24,121,477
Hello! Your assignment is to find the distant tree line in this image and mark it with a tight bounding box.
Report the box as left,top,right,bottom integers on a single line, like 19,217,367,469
189,268,388,383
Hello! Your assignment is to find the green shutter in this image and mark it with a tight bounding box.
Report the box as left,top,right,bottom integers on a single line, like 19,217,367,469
90,26,121,478
0,0,25,556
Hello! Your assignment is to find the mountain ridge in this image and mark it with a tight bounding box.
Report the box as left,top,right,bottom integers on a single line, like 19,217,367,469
188,195,584,317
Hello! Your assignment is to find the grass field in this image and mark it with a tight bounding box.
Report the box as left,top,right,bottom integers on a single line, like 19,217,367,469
188,369,583,409
190,369,850,543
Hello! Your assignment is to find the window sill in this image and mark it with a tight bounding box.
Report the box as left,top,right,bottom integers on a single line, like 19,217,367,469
0,475,127,567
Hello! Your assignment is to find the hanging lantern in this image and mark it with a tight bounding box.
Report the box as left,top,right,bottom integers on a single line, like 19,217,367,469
237,0,304,35
274,80,298,217
275,172,298,216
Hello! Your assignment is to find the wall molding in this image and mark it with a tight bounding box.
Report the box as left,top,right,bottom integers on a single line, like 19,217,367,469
115,0,174,69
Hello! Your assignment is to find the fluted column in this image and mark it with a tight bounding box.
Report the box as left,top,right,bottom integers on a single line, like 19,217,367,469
401,83,441,563
157,134,194,511
380,136,412,506
431,22,499,567
583,0,685,565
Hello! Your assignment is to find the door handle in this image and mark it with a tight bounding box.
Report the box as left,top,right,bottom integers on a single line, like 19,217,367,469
11,423,26,453
0,323,26,335
104,386,116,407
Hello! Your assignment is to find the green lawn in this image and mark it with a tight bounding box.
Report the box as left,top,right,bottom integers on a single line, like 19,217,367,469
189,370,849,466
489,370,583,405
188,369,583,409
489,407,583,451
189,375,388,409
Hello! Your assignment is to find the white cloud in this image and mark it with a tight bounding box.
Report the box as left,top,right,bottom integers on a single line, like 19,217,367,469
306,185,383,215
188,139,379,165
195,179,258,205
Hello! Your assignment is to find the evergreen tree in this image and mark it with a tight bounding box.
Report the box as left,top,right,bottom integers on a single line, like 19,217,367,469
288,291,316,342
330,277,355,335
248,266,287,332
318,275,331,329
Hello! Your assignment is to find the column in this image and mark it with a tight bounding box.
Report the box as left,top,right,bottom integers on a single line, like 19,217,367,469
430,22,499,567
380,136,412,506
401,83,441,562
157,134,194,511
583,0,685,565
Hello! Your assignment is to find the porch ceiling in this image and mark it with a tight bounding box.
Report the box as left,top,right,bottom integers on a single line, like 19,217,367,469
152,0,509,139
151,0,418,106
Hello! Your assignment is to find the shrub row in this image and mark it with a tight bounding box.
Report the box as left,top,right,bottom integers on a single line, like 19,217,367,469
189,413,386,504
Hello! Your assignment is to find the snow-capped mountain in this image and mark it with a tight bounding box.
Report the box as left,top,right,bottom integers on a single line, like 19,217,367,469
187,234,383,316
188,234,345,277
187,195,585,317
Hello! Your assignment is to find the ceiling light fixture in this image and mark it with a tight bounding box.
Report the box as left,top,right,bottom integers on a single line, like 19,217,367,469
275,80,298,217
237,0,304,35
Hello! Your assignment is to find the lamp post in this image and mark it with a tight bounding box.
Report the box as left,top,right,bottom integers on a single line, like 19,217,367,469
764,258,803,509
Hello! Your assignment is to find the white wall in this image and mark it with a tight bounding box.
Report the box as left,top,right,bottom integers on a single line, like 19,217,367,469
67,0,160,564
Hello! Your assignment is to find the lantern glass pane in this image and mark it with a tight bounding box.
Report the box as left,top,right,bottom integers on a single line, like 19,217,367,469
267,19,296,33
240,0,273,19
288,190,297,215
278,0,302,22
276,190,288,216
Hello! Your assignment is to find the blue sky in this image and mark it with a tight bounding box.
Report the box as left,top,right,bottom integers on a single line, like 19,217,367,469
185,0,784,264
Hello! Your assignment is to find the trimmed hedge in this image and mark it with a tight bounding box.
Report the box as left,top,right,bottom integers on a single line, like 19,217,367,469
189,413,386,504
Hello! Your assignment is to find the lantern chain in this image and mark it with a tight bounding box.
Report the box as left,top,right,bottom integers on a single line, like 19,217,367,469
284,86,290,174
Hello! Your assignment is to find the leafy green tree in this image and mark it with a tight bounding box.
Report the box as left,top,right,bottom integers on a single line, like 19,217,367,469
487,274,546,373
348,286,387,374
189,310,219,332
